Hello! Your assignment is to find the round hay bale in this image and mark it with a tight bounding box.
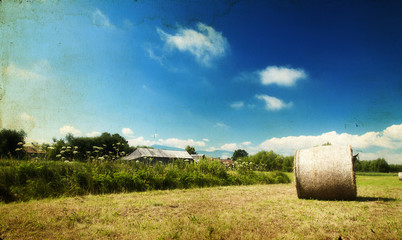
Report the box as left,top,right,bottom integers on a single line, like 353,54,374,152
399,172,402,181
294,145,356,200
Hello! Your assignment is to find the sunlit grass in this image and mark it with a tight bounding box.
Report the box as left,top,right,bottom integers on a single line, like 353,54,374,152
0,174,400,239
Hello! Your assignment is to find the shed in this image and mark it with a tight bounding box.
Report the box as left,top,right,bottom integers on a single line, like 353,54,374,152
122,148,194,163
23,143,45,155
191,154,205,162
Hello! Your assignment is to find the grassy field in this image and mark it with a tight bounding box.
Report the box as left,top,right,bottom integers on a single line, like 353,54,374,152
0,174,400,240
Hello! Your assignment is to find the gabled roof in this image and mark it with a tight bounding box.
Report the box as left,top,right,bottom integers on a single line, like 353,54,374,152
122,148,193,161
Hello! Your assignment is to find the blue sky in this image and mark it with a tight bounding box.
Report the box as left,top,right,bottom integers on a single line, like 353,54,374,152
1,0,401,163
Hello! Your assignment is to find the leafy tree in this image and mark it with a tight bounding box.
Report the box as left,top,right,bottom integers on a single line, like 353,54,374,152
282,156,294,172
354,158,391,172
0,129,26,158
49,132,135,161
232,149,248,161
185,145,196,155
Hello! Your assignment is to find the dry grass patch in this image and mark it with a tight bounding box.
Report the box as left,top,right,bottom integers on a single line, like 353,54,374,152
1,175,401,239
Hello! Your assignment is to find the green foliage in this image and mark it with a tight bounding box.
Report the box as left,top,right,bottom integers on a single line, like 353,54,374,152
232,149,248,161
0,129,26,158
185,145,196,155
47,132,135,161
237,150,294,172
354,158,393,172
0,158,290,203
389,164,402,172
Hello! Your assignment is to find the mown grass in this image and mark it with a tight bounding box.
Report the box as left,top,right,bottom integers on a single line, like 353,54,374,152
0,174,400,239
0,159,290,203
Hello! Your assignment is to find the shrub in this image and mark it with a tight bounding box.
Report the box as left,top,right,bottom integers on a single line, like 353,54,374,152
0,158,290,203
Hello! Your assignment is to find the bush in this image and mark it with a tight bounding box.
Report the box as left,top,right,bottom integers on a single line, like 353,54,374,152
0,158,291,203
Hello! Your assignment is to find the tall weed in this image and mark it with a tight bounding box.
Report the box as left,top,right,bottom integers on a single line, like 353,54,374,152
0,159,290,203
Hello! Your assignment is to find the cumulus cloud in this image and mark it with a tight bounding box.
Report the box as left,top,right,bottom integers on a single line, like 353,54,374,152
230,101,244,109
258,124,402,157
203,138,210,142
220,143,238,151
157,22,228,65
158,138,206,149
86,131,101,137
122,128,134,136
205,141,251,152
127,136,206,149
256,94,293,111
259,66,306,86
128,136,156,147
91,9,113,28
59,125,81,137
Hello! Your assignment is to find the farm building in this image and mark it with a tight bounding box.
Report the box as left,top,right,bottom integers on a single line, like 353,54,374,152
220,159,234,166
23,143,46,156
122,148,194,163
191,154,205,162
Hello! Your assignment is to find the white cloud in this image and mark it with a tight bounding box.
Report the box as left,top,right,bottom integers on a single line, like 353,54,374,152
158,138,206,149
382,124,402,141
256,94,293,111
157,22,228,65
220,143,238,151
3,63,43,80
86,131,101,137
127,136,206,149
122,127,134,136
258,124,402,164
230,101,244,109
259,66,306,86
59,125,81,137
91,9,113,28
203,138,210,142
206,141,250,152
128,136,156,147
214,122,229,128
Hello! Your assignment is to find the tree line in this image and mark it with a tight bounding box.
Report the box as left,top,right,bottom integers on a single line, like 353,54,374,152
0,128,134,161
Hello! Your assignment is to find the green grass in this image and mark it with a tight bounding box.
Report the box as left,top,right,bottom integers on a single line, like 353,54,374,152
0,159,290,203
0,174,400,239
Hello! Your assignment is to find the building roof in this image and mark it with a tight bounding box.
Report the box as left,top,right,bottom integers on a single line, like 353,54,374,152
23,144,45,154
122,148,193,161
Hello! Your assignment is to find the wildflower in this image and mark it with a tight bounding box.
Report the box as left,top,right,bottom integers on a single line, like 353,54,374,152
56,154,62,158
73,151,79,154
98,157,105,160
17,142,24,145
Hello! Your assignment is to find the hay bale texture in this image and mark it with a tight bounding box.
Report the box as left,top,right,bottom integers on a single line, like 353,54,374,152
294,145,357,200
